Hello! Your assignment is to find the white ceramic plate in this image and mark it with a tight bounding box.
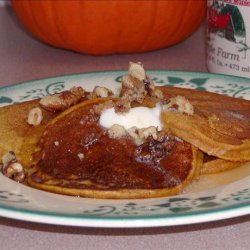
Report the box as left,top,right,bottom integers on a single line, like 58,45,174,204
0,70,249,228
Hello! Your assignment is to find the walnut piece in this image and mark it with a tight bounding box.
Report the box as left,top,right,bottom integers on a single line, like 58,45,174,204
127,126,160,145
128,61,146,81
92,100,114,115
116,74,146,113
114,96,131,113
104,119,174,148
1,151,25,183
40,86,86,112
163,96,194,115
27,107,43,126
120,74,147,102
152,87,163,99
138,126,158,141
115,62,162,114
89,86,114,99
135,134,176,165
108,124,127,139
106,124,161,146
2,151,16,166
127,127,144,145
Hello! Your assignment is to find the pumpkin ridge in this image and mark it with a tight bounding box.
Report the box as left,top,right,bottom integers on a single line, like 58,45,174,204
26,1,54,45
76,0,88,53
171,1,205,45
49,1,69,48
166,1,190,46
139,1,159,51
113,1,121,53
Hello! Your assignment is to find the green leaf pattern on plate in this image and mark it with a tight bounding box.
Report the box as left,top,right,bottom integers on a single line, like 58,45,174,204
0,191,29,203
0,96,13,104
80,187,250,216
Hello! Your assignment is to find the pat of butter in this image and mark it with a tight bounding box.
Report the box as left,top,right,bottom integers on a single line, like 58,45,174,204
99,105,162,130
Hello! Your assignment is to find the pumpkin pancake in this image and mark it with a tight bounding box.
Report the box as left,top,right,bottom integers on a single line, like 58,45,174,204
0,100,56,169
201,154,247,175
28,98,203,199
160,86,250,162
1,62,248,199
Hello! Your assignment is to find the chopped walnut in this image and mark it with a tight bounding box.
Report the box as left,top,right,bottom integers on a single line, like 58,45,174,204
127,127,144,145
92,100,114,115
138,126,158,141
116,75,146,113
114,96,131,113
89,86,114,99
143,75,155,96
120,63,146,95
127,126,162,145
156,130,170,143
40,86,86,112
120,74,147,102
144,78,164,100
128,61,146,81
27,107,43,126
2,151,16,166
1,151,25,183
108,124,127,139
135,134,176,165
116,62,160,114
152,88,163,99
163,96,194,115
121,74,137,89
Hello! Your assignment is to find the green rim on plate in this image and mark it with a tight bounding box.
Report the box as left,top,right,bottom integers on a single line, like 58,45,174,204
0,70,249,228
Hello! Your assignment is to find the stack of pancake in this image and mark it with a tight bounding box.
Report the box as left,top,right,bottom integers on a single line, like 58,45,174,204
0,67,249,199
159,86,250,174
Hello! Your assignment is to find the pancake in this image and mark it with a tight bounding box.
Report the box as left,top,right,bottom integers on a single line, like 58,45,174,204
160,86,250,162
1,62,248,199
201,154,247,175
28,98,203,199
0,100,56,169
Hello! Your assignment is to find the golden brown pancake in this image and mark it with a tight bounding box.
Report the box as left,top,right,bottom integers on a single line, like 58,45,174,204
0,84,248,199
28,98,203,199
0,100,56,168
159,86,250,162
201,154,247,175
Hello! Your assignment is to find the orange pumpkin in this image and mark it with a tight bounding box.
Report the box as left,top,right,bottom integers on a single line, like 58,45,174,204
11,0,206,55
